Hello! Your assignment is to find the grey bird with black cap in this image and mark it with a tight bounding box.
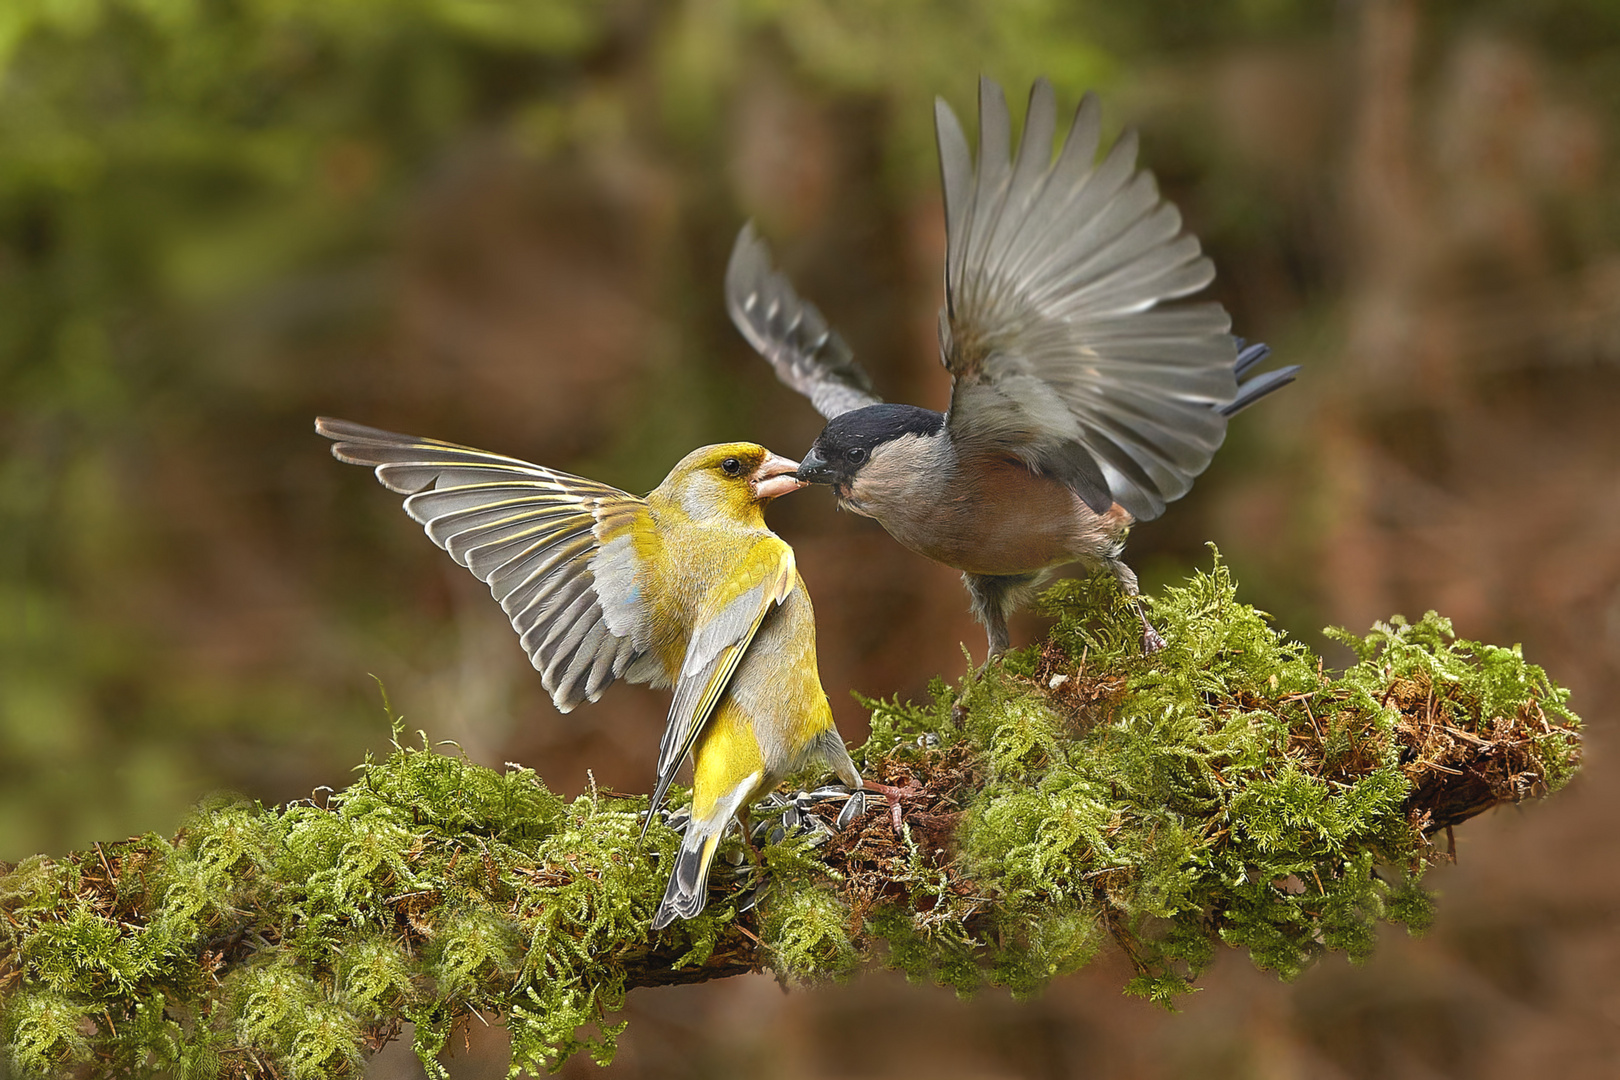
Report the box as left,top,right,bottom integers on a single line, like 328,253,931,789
725,76,1298,658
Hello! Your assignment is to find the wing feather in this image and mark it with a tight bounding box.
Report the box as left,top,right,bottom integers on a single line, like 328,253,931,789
935,97,975,315
964,78,1014,281
316,417,658,712
937,78,1256,520
724,223,881,420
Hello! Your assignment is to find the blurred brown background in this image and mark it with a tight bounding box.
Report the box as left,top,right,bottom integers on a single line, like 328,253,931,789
3,0,1619,1076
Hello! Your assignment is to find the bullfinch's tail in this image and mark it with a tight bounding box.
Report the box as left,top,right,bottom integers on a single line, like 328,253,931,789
1220,341,1301,418
651,818,725,930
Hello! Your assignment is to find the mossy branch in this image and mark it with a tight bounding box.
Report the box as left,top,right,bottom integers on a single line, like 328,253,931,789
0,555,1582,1078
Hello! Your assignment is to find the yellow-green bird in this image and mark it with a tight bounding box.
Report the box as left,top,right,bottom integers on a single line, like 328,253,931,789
315,418,862,929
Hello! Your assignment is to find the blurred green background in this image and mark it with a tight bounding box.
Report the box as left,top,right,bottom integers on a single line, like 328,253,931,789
5,0,1620,1077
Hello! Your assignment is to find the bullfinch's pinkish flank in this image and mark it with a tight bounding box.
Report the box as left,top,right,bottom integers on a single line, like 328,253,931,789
727,77,1299,657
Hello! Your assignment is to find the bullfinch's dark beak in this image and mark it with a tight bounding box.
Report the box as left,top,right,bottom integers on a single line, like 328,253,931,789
751,453,808,500
795,449,836,485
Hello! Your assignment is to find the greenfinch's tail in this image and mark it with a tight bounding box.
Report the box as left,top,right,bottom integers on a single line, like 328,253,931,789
651,821,724,930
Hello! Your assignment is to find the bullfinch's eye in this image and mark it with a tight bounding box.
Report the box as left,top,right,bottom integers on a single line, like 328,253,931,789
846,447,867,465
721,457,743,476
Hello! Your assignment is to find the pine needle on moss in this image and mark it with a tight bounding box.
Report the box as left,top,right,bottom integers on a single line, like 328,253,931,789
0,554,1582,1076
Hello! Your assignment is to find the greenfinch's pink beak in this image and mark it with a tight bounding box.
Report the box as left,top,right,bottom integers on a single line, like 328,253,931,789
752,452,808,500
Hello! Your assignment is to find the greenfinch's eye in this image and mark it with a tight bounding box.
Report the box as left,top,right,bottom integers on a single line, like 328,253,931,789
846,447,867,465
721,457,742,476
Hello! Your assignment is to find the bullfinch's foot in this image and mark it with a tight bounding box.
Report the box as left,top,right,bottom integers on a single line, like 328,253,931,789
1132,598,1166,654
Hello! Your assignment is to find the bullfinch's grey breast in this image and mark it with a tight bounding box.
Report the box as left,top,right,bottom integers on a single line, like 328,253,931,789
848,437,1128,577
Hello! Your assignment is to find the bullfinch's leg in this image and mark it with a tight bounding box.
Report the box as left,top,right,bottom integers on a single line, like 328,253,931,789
1108,559,1166,654
964,572,1043,658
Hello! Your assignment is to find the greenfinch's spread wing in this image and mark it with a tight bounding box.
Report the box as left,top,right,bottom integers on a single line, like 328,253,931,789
936,77,1239,521
317,418,660,711
645,537,797,818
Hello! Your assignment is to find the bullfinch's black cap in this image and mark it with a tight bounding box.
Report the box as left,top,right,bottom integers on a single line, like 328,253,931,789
798,404,945,484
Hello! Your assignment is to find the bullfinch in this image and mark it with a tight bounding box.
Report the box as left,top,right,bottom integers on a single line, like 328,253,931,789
725,77,1299,657
316,418,862,930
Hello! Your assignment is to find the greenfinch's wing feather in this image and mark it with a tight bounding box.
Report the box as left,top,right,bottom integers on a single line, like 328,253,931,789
316,418,660,711
937,78,1237,521
644,538,797,819
726,222,882,420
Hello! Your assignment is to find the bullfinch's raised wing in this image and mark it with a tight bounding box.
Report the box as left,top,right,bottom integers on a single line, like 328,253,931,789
316,418,662,711
726,222,882,420
936,78,1293,521
644,537,798,824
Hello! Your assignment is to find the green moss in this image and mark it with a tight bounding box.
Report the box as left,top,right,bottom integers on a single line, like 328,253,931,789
840,553,1581,1006
0,729,700,1077
0,555,1582,1076
758,884,858,982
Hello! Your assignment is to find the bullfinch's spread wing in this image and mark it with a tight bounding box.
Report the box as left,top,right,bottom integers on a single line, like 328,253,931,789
646,538,798,819
725,222,882,420
316,418,660,711
935,77,1240,522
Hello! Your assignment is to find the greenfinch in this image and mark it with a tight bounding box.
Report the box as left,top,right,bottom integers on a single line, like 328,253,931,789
316,418,862,929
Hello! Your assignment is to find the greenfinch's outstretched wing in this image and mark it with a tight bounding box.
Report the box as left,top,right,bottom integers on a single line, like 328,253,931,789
936,77,1241,522
644,538,797,821
726,222,882,420
316,418,660,711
